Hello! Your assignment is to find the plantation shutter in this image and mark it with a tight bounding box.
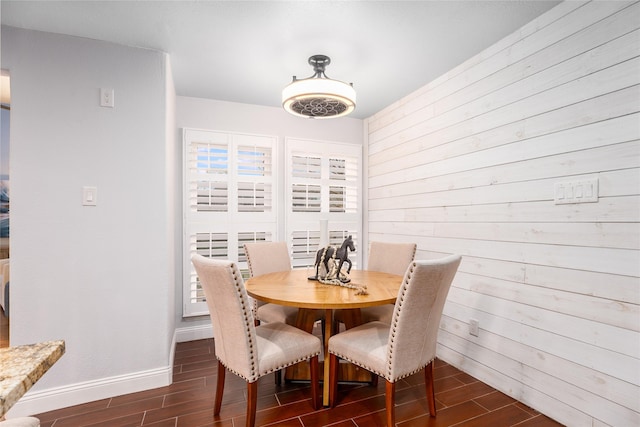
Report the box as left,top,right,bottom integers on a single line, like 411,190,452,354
285,138,362,269
183,129,277,316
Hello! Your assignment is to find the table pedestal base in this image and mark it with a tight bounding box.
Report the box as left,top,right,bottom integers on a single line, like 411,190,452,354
285,308,375,406
285,359,374,384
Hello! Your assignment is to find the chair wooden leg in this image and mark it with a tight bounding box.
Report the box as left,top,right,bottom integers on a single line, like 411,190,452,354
214,361,225,415
246,381,258,427
329,353,340,407
424,360,436,416
274,369,282,385
385,380,395,427
309,355,320,410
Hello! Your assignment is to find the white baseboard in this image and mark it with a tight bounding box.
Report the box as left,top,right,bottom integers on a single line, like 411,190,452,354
6,366,173,418
175,324,213,342
6,328,207,418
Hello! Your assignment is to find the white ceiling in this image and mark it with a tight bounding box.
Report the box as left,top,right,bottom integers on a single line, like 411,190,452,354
0,0,561,119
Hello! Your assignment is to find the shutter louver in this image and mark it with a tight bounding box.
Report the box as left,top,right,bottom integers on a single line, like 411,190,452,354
292,155,321,179
292,184,321,212
238,182,272,212
238,146,272,176
291,230,321,266
188,141,229,212
237,145,273,212
195,181,228,212
188,232,228,304
329,157,358,213
292,155,322,212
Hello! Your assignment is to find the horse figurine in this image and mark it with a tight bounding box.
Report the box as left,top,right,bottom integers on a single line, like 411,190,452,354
311,235,355,283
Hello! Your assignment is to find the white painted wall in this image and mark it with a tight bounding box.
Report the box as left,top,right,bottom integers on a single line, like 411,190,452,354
366,2,639,426
1,27,177,415
175,96,363,337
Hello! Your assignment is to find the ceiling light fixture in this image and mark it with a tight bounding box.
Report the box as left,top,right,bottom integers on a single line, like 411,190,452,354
282,55,356,119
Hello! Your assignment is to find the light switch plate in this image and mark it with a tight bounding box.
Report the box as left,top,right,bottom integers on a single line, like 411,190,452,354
554,178,598,204
83,186,97,206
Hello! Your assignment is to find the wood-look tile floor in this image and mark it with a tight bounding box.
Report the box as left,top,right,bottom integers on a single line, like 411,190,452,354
31,337,565,427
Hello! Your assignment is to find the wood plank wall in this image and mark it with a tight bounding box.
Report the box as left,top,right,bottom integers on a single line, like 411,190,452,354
365,2,639,426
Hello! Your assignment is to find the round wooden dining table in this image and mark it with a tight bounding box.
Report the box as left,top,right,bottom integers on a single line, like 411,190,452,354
245,269,403,406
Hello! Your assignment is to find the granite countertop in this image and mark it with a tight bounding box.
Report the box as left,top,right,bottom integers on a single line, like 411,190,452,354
0,340,65,418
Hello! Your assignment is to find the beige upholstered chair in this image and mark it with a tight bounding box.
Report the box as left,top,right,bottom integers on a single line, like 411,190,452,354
335,242,416,328
367,241,417,276
361,241,417,324
244,242,299,325
192,255,321,426
328,254,462,426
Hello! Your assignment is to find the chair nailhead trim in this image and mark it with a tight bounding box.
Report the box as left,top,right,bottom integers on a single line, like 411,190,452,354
229,262,259,380
386,261,415,376
328,351,434,382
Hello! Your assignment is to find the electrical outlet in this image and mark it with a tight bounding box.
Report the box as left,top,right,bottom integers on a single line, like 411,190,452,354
100,88,114,108
469,319,479,337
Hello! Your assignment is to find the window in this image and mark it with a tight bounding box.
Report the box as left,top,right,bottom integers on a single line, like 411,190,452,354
182,131,362,317
183,129,277,316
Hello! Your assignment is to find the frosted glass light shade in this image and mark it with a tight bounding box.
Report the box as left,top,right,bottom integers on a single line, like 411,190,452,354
282,77,356,119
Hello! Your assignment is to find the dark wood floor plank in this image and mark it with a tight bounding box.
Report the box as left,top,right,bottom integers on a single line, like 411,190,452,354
516,414,566,427
352,397,440,427
143,398,220,424
454,404,533,427
34,399,112,424
277,384,319,406
473,390,518,411
515,401,544,417
397,400,488,426
300,395,386,426
141,419,179,427
82,412,144,427
180,358,221,374
435,380,496,407
327,382,386,407
174,351,216,367
109,378,206,408
248,399,320,426
262,418,304,427
433,375,468,396
172,366,218,383
49,397,164,427
307,421,356,427
450,371,481,385
173,407,221,427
